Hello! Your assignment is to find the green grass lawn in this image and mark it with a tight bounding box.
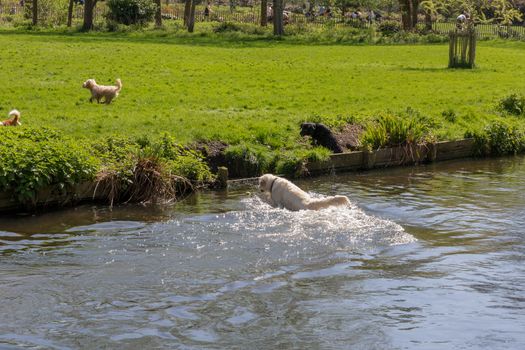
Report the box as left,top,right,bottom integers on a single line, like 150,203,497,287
1,31,524,149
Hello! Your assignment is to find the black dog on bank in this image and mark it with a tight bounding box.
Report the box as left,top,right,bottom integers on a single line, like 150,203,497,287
300,122,344,153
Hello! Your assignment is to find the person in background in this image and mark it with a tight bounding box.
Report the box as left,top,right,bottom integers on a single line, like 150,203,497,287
368,10,376,22
456,11,469,29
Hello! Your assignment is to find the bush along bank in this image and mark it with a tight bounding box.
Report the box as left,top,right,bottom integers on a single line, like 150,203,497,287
0,128,98,205
0,129,215,209
466,92,525,156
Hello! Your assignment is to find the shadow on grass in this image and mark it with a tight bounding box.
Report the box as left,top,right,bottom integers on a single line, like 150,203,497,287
398,66,486,73
398,67,448,72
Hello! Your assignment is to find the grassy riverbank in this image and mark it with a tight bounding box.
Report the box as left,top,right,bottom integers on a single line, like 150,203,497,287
0,28,524,205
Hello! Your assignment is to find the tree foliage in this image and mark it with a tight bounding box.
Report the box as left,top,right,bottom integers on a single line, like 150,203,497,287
419,0,523,23
106,0,157,26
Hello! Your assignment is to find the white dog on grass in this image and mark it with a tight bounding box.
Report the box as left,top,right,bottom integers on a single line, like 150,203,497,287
258,174,350,211
82,78,122,104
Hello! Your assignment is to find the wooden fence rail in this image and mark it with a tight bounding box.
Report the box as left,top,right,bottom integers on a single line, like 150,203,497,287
432,21,525,39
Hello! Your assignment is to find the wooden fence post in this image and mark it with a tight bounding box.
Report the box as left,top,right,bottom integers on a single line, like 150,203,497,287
448,27,476,69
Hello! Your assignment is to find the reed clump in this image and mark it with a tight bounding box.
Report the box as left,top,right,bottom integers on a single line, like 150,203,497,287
360,114,431,151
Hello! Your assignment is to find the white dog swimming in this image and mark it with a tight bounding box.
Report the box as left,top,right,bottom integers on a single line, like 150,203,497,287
258,174,350,211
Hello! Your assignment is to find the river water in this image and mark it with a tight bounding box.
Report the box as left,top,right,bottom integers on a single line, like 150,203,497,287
1,157,524,349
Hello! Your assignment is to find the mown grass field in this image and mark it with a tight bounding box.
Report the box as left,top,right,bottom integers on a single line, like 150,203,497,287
1,31,524,149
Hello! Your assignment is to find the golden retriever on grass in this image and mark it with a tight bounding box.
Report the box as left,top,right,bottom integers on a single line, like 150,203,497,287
258,174,350,211
82,78,122,104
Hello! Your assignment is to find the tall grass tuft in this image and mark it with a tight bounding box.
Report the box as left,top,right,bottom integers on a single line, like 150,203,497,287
91,134,213,206
224,143,276,178
275,147,331,178
361,114,427,150
499,93,525,116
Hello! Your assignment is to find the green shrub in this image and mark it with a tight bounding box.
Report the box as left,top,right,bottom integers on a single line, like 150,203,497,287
499,93,525,116
91,135,140,164
442,108,457,123
484,122,522,155
423,33,447,43
361,123,389,150
347,19,367,29
361,114,427,150
94,134,214,184
275,154,303,177
24,0,68,27
378,20,401,36
224,143,276,177
106,20,129,32
1,15,14,23
154,134,214,183
224,141,332,178
275,147,331,178
213,22,242,33
390,31,422,44
466,121,525,156
107,0,157,26
168,154,214,184
0,128,98,203
92,134,214,205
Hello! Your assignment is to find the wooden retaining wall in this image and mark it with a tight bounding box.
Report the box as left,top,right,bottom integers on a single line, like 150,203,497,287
306,139,474,175
228,139,474,187
0,182,107,213
0,139,475,213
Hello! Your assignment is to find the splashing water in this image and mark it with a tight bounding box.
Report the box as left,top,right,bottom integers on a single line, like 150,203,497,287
159,194,415,269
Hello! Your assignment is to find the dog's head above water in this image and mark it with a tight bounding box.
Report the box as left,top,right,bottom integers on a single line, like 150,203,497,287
259,174,277,193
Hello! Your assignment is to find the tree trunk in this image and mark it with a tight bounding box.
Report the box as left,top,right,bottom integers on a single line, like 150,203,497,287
82,0,97,31
399,0,419,31
424,11,432,31
407,0,413,28
273,0,284,36
411,0,419,29
155,0,162,27
187,0,196,32
32,0,37,26
260,0,267,26
401,7,411,29
67,0,74,27
184,0,191,26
